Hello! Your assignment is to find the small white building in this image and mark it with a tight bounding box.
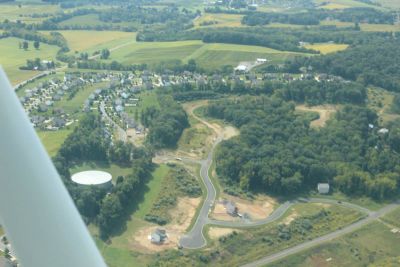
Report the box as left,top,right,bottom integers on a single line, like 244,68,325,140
256,58,267,63
234,65,248,72
317,183,330,194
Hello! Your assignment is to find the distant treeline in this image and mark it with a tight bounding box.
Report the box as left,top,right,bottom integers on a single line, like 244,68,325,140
286,39,400,92
242,8,395,26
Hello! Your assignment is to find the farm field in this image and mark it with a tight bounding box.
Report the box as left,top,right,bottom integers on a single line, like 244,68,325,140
0,3,60,24
314,0,382,9
304,43,349,54
195,13,244,28
0,37,59,85
268,222,400,267
376,0,400,9
37,129,73,157
321,20,400,32
108,40,305,69
40,30,135,54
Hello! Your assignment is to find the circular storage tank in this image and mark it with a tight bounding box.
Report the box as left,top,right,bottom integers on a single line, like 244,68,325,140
71,171,113,189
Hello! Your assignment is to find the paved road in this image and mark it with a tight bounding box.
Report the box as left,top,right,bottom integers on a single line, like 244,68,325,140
179,135,222,249
241,203,399,267
100,102,127,142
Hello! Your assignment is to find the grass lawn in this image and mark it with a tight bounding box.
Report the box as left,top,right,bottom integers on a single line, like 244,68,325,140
268,221,400,267
37,129,73,157
304,43,349,54
376,0,400,9
0,37,59,85
42,30,135,53
70,161,133,181
133,164,170,219
367,87,400,124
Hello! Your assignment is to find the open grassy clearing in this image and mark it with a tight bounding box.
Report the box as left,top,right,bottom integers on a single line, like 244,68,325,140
381,206,400,228
321,20,400,32
295,105,337,127
133,164,170,219
108,40,305,69
40,30,135,54
367,87,400,124
70,161,133,181
304,43,349,54
0,37,59,85
125,91,159,121
53,81,108,114
37,129,73,157
195,13,244,28
268,221,400,267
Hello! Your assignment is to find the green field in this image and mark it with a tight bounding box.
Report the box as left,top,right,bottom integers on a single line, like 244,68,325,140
304,43,349,54
107,40,305,69
125,91,160,121
132,164,170,219
40,30,135,54
268,222,400,267
0,3,60,24
0,37,59,85
314,0,383,9
195,13,244,28
382,206,400,228
37,129,73,157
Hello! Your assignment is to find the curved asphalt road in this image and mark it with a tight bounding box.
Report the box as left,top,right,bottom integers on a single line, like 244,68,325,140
179,135,222,249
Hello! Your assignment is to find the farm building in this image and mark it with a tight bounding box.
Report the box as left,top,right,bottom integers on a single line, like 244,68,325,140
71,171,113,189
317,183,330,194
256,58,267,63
234,65,248,72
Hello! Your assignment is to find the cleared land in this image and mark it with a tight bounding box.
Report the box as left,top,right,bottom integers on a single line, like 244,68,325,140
382,206,400,228
296,105,337,127
268,221,400,267
367,87,400,124
304,43,349,54
0,37,59,85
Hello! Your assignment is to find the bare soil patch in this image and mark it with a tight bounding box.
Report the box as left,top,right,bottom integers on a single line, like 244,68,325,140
131,197,201,253
211,194,277,221
283,211,298,225
296,105,337,127
208,227,240,240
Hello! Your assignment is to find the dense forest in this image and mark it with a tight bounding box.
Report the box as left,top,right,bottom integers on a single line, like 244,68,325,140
289,39,400,92
207,97,400,200
141,95,189,148
54,113,153,238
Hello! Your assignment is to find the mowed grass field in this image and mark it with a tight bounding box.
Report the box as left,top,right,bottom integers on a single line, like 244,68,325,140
268,222,400,267
320,20,400,32
107,40,306,69
0,37,59,85
304,43,349,54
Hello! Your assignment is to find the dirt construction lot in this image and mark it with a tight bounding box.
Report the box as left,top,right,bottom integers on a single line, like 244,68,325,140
211,194,277,221
132,197,201,252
